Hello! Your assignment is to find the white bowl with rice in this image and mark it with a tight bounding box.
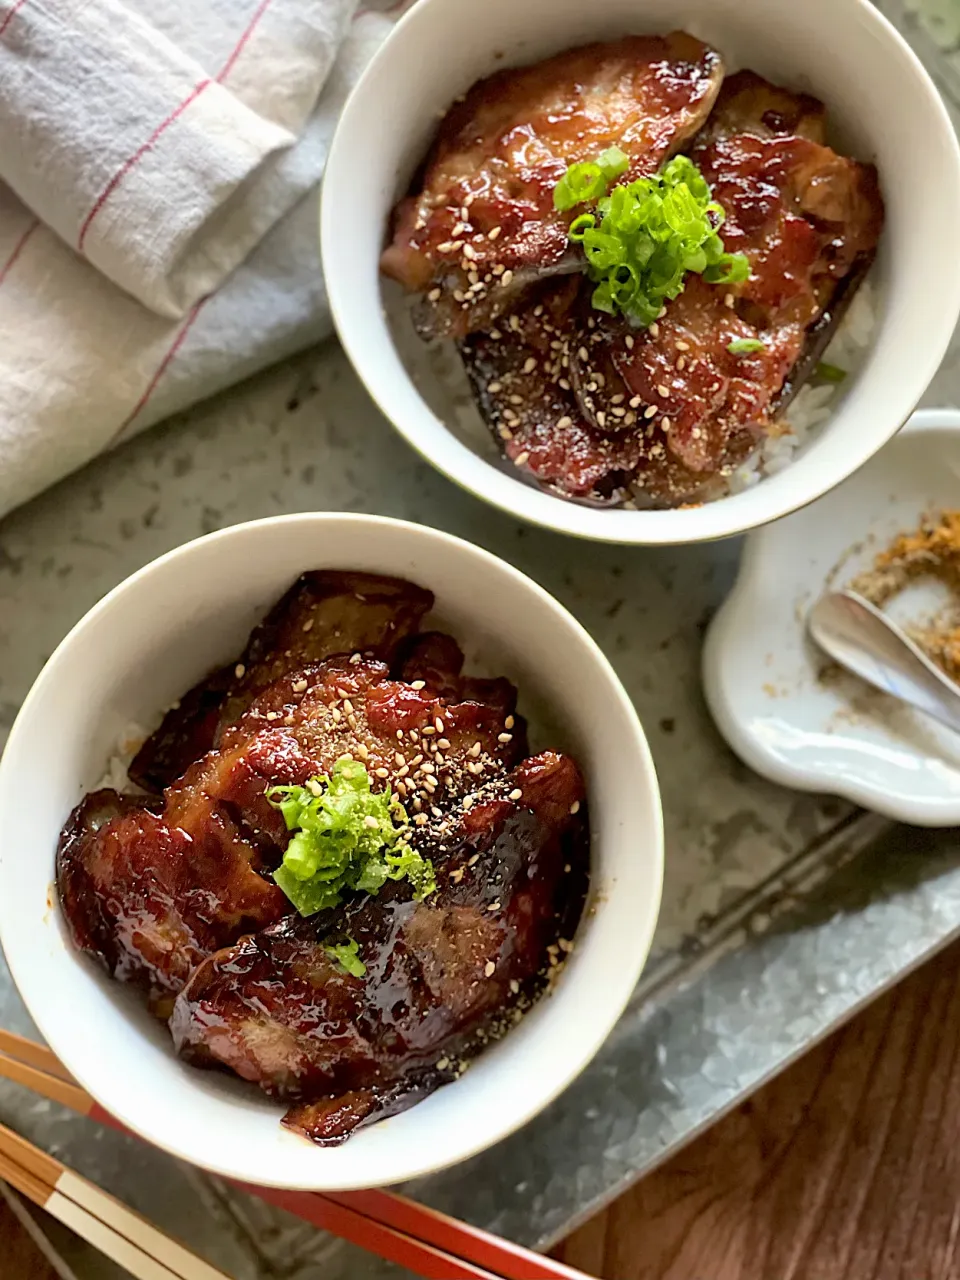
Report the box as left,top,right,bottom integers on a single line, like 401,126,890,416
321,0,960,544
0,514,663,1189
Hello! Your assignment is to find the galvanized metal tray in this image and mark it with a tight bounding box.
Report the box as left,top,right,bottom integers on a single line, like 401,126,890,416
2,3,960,1273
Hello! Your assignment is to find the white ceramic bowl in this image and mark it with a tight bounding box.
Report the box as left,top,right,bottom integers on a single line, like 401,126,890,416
703,408,960,826
0,514,662,1190
322,0,960,545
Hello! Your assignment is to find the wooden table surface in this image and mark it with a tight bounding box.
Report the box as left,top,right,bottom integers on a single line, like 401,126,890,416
4,936,960,1279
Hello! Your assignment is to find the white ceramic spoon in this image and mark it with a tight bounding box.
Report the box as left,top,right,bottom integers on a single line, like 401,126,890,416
808,590,960,736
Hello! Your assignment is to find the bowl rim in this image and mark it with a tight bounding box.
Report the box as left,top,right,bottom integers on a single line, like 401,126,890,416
321,0,960,546
0,512,664,1188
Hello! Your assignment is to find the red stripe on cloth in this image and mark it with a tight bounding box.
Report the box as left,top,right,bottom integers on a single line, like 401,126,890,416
108,295,208,447
0,218,39,288
215,0,274,82
0,0,29,40
76,0,275,256
77,78,212,253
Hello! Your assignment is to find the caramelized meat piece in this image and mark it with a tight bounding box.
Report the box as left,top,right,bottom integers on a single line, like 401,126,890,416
130,572,433,791
382,34,723,338
170,752,588,1144
397,632,518,719
464,72,883,507
461,281,643,503
59,652,526,1010
57,789,288,1014
214,655,526,821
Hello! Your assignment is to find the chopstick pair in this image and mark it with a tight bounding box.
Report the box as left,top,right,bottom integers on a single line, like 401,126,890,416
0,1113,230,1280
0,1028,591,1280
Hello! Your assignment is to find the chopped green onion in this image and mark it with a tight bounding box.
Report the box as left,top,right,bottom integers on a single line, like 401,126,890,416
815,360,847,383
567,213,596,242
266,758,435,917
324,937,366,978
554,151,750,327
553,162,606,212
727,338,766,354
596,146,630,182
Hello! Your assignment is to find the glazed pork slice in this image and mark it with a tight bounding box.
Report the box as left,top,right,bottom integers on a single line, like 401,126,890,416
211,653,527,826
57,789,288,1014
170,751,589,1145
570,70,883,505
58,654,526,1009
396,631,518,719
129,571,433,792
381,33,723,339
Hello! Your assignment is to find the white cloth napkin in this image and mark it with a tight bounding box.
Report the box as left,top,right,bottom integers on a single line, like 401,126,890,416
0,0,399,520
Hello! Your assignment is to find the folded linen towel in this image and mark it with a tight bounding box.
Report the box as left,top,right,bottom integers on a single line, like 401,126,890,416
0,0,399,521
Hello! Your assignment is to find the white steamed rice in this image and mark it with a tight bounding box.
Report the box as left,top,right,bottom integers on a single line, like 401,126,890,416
726,276,877,494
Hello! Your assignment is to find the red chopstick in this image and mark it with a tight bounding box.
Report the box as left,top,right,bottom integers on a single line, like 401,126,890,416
0,1030,592,1280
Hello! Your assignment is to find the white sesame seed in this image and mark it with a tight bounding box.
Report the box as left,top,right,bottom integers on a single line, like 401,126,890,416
435,716,445,733
677,356,686,371
556,415,573,429
505,715,514,729
452,221,466,237
596,411,606,427
302,619,314,632
357,743,369,760
395,751,405,766
462,244,477,260
484,960,496,977
569,800,580,814
513,451,530,467
427,287,441,301
522,357,536,374
578,345,589,362
500,269,514,286
363,815,379,829
469,742,482,757
468,854,480,866
676,340,690,351
488,225,502,240
411,679,426,690
438,738,451,749
349,652,361,665
509,979,520,994
661,416,671,430
498,732,513,744
234,663,246,678
509,788,523,801
625,334,634,349
649,322,660,338
725,293,734,308
488,901,501,912
657,384,670,398
499,425,514,440
487,381,502,393
644,405,657,419
265,711,278,721
629,395,642,409
508,394,524,405
375,767,389,779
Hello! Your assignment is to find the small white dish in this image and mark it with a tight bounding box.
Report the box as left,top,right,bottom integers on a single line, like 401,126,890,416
0,514,663,1189
321,0,960,545
703,409,960,827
